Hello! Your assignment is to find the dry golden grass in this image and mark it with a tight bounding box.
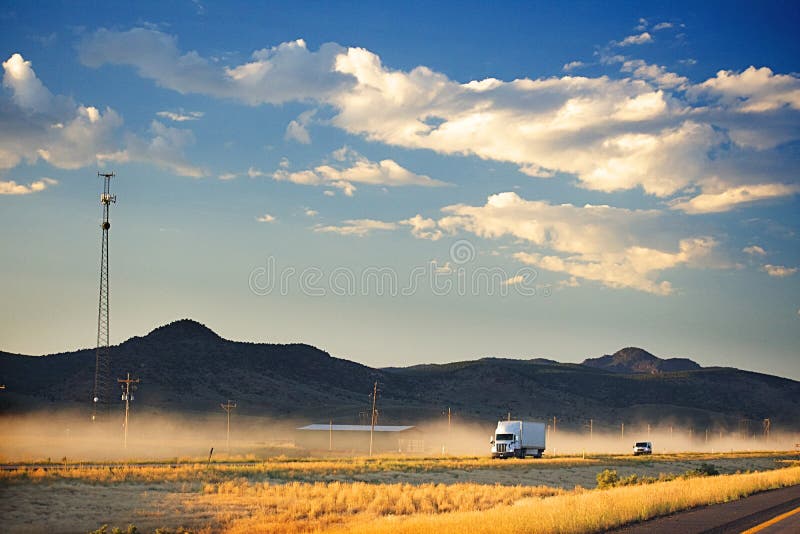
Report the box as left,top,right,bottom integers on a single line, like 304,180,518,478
327,465,800,534
2,455,799,533
0,455,599,484
191,480,565,533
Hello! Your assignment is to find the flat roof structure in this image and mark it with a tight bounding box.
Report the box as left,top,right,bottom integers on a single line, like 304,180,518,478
298,424,415,432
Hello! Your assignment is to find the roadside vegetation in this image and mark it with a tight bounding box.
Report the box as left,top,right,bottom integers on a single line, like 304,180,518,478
3,452,799,533
3,450,795,485
330,465,800,534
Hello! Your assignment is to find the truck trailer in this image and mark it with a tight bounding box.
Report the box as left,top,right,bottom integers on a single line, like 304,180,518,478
490,420,546,458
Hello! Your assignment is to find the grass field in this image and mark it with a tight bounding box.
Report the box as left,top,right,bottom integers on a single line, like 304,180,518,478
1,452,798,533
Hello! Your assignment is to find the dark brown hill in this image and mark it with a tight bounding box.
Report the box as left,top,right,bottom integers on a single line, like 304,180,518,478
1,320,797,432
582,347,702,374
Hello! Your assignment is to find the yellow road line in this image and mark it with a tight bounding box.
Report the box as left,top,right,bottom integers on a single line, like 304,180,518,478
740,505,800,534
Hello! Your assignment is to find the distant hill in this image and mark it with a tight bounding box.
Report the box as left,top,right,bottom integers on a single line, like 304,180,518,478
1,319,798,432
582,347,702,374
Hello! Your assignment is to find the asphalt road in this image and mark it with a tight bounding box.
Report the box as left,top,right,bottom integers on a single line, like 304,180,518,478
614,484,800,533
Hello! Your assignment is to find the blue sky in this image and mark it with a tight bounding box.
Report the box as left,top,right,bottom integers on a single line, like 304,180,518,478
1,1,798,379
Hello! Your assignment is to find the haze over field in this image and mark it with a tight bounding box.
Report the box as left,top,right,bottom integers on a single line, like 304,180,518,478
2,411,798,463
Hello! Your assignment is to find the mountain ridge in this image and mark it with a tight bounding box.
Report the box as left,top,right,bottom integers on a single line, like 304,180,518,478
1,319,798,431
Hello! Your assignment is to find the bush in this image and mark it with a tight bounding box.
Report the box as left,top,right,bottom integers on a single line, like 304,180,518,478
596,469,619,489
684,463,720,478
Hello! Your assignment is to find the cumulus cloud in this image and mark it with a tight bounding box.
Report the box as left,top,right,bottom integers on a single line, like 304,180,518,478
156,110,204,122
618,32,653,46
621,59,688,89
762,264,797,277
312,190,727,293
0,53,124,170
256,213,276,223
0,52,203,177
79,29,352,105
653,22,674,31
0,177,57,195
670,182,800,214
2,53,55,112
101,120,206,177
400,214,443,240
691,66,800,113
314,218,397,236
304,208,318,217
434,192,720,294
562,61,585,72
271,147,447,196
743,245,766,256
74,29,800,210
285,110,315,144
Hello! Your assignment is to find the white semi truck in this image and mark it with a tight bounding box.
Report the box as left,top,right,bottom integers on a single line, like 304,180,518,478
490,420,546,458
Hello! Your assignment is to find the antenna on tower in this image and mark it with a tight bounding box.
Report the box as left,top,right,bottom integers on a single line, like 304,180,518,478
92,171,116,420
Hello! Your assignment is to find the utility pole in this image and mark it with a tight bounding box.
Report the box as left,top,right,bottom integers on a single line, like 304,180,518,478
647,424,651,438
221,400,237,455
448,407,452,435
329,419,333,452
589,419,593,441
621,422,625,440
369,381,378,456
443,407,452,455
93,172,116,420
117,373,139,449
553,416,557,436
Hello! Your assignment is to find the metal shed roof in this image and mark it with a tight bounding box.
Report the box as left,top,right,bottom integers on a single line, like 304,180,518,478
298,424,415,432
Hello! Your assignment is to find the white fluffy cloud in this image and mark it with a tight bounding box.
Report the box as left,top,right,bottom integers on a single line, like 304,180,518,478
75,28,800,211
256,213,276,223
618,32,653,46
79,30,351,105
271,147,447,196
100,120,205,178
692,67,800,113
434,192,720,294
762,265,797,277
400,214,443,241
156,110,204,122
670,182,800,214
2,53,54,112
742,245,766,256
0,177,57,195
562,61,585,72
314,218,397,236
285,110,315,144
1,53,204,177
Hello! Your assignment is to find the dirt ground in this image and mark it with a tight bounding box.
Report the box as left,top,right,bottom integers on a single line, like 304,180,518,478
1,453,796,533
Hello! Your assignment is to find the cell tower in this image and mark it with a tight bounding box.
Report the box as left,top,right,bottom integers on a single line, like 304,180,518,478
92,172,116,420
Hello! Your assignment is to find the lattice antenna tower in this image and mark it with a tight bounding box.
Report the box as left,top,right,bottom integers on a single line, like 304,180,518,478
92,172,116,420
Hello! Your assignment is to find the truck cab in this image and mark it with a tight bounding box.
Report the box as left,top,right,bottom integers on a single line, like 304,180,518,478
633,441,652,455
491,420,545,459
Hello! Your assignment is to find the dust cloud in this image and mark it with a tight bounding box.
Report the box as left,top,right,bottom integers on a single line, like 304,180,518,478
0,410,304,462
1,412,798,462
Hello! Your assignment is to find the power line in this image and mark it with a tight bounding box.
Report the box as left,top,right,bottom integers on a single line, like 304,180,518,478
369,381,378,456
221,400,237,455
93,172,116,420
117,372,139,449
